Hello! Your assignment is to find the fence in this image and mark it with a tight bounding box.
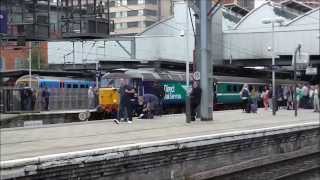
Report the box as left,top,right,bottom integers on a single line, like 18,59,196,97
0,88,93,113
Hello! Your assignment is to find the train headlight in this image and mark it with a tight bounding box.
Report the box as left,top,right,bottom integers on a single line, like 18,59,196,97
113,99,117,103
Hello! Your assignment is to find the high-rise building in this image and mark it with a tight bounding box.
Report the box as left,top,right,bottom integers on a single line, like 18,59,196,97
109,0,173,35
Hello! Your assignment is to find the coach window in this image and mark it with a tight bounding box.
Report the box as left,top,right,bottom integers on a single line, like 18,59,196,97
67,84,71,88
80,85,85,88
236,85,242,92
233,85,237,93
227,85,232,92
73,84,78,88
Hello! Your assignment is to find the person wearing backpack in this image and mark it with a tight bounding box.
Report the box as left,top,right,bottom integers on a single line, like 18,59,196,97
240,84,250,113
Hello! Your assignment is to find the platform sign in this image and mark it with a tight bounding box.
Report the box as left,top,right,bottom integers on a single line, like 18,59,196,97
193,71,200,80
0,11,8,34
162,82,186,101
306,67,317,75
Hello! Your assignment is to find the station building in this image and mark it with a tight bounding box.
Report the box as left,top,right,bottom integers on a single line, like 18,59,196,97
47,0,319,76
224,1,319,67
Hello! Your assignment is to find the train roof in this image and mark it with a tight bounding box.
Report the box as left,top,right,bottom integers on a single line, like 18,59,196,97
213,76,267,84
16,75,92,82
103,69,305,85
104,69,191,82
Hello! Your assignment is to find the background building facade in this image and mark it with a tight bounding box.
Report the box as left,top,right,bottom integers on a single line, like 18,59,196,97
110,0,173,35
0,42,48,71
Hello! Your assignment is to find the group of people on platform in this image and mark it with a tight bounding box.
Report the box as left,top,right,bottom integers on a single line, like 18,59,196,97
113,79,203,124
240,83,320,113
113,79,165,124
19,86,50,111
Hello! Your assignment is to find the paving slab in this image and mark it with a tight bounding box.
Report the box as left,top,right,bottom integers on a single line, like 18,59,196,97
1,109,319,161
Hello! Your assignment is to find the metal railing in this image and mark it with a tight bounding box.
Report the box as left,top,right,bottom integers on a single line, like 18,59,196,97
0,88,94,113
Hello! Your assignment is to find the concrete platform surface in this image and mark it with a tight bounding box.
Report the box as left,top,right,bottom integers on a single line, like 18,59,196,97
1,109,96,121
1,109,319,161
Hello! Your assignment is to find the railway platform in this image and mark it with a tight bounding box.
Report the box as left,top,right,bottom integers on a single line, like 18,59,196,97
0,109,96,129
1,109,319,179
1,109,318,161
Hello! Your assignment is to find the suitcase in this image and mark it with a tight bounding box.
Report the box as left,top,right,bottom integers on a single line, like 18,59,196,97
251,104,258,113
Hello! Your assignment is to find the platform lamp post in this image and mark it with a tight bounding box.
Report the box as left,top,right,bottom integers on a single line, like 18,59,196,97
185,0,191,123
262,17,285,116
28,42,32,88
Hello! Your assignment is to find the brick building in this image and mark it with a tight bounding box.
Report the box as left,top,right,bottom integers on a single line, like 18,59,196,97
0,42,48,71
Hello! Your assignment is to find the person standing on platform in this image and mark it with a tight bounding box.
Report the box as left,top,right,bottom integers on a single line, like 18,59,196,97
190,81,201,121
94,87,99,108
268,86,273,111
301,84,309,108
250,87,258,113
31,88,37,111
240,84,250,113
309,86,315,109
261,86,269,111
296,84,303,109
276,86,284,111
88,86,95,109
42,86,50,111
313,85,320,112
153,82,165,115
115,79,126,123
114,79,135,124
286,86,294,110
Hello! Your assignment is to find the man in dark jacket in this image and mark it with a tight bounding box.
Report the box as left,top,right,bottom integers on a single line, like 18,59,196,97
115,79,135,124
41,86,50,111
153,82,165,115
190,81,201,121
